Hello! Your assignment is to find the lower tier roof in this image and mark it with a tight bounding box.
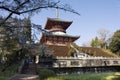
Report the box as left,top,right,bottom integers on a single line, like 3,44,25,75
47,44,117,57
40,33,80,43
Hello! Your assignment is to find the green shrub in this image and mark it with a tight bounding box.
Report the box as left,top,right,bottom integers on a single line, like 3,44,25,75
0,63,19,80
0,77,7,80
38,68,56,80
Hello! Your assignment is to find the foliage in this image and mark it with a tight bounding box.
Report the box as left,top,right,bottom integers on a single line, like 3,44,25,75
23,18,32,42
0,77,7,80
0,24,19,63
0,17,33,72
38,68,56,80
97,28,110,42
91,36,100,48
90,29,110,49
109,30,120,55
0,63,20,80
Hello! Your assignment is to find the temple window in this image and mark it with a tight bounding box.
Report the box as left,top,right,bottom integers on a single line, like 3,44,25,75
71,61,79,65
59,37,63,41
58,42,63,45
49,37,52,40
113,61,118,64
64,38,68,41
53,37,57,41
59,61,67,67
69,39,72,42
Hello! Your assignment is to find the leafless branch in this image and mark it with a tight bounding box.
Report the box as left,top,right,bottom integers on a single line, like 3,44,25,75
0,0,30,25
0,6,20,14
0,0,80,26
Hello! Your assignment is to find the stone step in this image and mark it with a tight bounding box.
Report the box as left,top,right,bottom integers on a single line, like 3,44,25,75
22,63,37,75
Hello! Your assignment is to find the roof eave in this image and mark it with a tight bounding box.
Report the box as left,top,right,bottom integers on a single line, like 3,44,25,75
44,18,73,30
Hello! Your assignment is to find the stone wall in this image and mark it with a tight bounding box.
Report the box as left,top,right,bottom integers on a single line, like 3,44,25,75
39,56,120,68
53,57,120,67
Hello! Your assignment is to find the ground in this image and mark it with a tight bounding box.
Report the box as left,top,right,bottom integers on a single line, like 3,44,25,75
9,74,39,80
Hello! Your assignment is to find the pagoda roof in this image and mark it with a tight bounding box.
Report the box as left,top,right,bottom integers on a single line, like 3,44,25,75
48,45,70,57
71,43,117,57
43,32,80,41
44,18,73,30
79,47,117,57
47,44,117,57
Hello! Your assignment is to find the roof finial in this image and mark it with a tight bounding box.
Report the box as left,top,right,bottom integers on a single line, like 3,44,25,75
56,7,59,18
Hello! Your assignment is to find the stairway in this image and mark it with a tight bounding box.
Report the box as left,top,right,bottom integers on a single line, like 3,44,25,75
9,62,38,80
22,62,37,75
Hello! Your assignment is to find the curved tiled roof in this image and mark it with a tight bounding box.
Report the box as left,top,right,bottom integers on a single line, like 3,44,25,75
79,47,116,57
72,43,117,57
48,45,70,57
44,18,72,30
47,44,117,57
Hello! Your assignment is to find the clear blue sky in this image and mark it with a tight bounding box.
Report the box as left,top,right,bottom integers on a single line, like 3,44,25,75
0,0,120,46
31,0,120,46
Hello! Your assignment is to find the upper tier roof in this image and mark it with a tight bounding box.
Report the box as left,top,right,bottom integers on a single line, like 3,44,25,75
45,18,73,30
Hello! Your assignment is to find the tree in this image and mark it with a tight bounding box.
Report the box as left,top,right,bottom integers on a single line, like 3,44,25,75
24,18,32,42
90,36,100,48
109,30,120,55
0,17,33,64
0,17,34,71
0,24,19,63
97,28,110,49
0,0,80,25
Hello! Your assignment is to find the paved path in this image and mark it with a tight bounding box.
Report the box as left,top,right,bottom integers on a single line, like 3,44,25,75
9,60,39,80
9,74,39,80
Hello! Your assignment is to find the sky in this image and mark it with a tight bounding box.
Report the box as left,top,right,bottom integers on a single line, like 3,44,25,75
2,0,120,46
30,0,120,46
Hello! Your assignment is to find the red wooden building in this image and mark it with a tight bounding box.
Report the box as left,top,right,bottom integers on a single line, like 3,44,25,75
40,18,80,46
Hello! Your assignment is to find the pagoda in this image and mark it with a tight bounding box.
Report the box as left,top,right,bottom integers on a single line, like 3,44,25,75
40,8,80,56
40,8,79,46
40,18,79,46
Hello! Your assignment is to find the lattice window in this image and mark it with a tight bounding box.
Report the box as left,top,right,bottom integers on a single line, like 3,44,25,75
71,61,79,65
113,61,118,64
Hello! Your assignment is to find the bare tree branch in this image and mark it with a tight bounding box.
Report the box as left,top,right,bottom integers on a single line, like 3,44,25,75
19,6,80,16
14,0,21,5
18,0,60,14
0,0,80,26
0,0,30,25
0,6,20,14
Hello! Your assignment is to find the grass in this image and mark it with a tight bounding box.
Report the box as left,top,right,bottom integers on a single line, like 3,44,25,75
45,72,120,80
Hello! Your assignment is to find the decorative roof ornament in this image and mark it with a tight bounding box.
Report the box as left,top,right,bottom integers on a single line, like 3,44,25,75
56,7,59,18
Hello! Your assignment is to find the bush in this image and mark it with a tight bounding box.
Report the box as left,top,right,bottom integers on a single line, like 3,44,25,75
0,77,7,80
0,63,19,80
38,68,56,80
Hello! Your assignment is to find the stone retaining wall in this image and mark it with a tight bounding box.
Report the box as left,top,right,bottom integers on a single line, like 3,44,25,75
39,57,120,68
